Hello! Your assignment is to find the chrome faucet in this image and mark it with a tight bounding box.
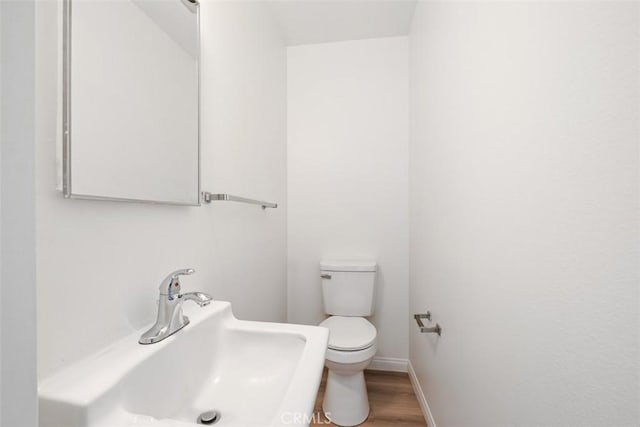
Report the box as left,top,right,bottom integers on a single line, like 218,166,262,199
139,268,213,345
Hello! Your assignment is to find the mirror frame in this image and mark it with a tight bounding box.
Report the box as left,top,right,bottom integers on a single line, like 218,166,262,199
59,0,201,206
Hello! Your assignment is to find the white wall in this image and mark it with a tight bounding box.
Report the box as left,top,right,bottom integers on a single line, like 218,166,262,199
409,2,639,426
36,0,287,379
1,1,38,425
287,37,409,364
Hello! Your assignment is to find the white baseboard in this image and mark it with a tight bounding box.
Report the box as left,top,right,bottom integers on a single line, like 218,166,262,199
367,356,408,372
408,360,437,427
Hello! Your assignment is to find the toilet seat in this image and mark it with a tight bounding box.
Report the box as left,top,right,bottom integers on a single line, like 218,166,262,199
325,343,377,365
319,316,377,351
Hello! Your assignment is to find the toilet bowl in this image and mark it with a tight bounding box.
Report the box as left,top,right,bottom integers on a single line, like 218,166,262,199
320,316,377,426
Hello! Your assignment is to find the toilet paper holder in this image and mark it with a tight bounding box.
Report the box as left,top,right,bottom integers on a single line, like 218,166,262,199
414,313,442,336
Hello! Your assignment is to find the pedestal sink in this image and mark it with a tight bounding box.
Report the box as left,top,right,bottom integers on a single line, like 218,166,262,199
39,302,329,427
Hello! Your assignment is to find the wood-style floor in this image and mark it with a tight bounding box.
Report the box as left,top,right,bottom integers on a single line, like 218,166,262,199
311,369,428,427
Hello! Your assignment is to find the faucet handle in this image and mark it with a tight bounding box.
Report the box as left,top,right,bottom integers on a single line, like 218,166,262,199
159,268,195,300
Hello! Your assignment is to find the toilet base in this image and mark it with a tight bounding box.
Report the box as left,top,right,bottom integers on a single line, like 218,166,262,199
322,369,369,427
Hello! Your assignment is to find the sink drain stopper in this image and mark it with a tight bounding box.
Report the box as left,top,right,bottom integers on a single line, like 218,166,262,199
197,410,221,425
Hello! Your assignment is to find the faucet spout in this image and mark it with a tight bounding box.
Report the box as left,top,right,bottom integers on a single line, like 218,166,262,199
179,292,212,307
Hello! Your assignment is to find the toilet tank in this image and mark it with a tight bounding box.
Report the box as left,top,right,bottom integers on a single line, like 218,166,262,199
320,261,377,316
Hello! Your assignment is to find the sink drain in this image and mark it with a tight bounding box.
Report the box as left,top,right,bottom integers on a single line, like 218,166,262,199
197,410,221,425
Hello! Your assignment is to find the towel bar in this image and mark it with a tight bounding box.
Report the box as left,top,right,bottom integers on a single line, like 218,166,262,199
202,192,277,209
414,313,442,336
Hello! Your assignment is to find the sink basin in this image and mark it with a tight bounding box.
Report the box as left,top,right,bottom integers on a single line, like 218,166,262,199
39,301,329,427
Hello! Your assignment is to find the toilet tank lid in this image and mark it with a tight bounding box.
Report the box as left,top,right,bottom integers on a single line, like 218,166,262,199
320,260,377,272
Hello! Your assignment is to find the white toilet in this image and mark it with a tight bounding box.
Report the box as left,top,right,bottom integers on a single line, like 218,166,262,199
319,260,377,427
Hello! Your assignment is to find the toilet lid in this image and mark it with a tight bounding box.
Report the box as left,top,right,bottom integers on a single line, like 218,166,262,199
319,316,377,351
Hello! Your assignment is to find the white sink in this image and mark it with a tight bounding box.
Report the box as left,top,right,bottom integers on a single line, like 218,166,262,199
39,301,329,427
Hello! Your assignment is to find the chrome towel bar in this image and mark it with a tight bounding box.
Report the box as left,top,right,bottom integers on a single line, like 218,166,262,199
414,313,442,336
202,192,278,209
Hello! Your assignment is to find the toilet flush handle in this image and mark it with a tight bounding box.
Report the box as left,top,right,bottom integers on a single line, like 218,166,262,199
320,274,332,279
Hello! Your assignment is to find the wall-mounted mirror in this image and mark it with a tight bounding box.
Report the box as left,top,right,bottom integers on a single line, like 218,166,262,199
59,0,200,205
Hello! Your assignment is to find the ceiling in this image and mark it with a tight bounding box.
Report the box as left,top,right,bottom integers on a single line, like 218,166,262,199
133,0,198,58
266,0,418,46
